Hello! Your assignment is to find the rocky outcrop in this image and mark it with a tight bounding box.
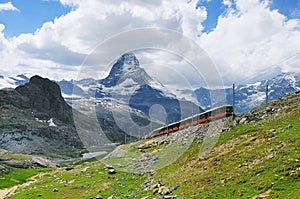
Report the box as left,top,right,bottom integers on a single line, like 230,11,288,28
235,90,300,125
14,75,73,123
0,76,84,158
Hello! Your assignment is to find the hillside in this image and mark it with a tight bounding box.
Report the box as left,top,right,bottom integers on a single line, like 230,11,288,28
2,90,300,198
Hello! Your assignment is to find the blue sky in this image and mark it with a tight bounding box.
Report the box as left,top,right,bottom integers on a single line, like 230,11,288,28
197,0,300,33
0,0,299,37
0,0,299,86
0,0,71,37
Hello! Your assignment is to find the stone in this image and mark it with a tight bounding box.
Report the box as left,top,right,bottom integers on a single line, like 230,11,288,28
104,164,114,170
95,195,103,199
2,160,30,168
32,157,57,168
164,195,178,199
53,188,59,192
0,165,9,174
80,167,89,173
108,169,116,174
0,156,10,161
157,186,172,195
65,167,74,171
138,140,159,149
239,117,247,124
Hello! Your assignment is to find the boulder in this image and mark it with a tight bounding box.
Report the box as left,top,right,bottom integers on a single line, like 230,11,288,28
138,140,159,149
0,165,9,174
32,157,57,168
2,160,30,168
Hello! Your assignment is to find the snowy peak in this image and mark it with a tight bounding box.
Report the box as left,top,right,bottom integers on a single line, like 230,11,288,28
100,53,152,87
0,74,30,90
120,53,139,69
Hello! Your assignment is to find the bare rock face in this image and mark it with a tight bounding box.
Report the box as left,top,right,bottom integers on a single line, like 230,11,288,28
15,75,73,123
0,76,84,158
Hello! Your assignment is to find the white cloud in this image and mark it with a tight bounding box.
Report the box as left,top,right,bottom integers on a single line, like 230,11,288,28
223,0,233,7
0,0,299,88
0,2,19,12
199,0,300,84
0,0,206,81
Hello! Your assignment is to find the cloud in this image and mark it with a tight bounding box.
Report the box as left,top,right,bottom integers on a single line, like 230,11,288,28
0,2,19,12
0,0,207,81
198,0,300,84
0,0,299,88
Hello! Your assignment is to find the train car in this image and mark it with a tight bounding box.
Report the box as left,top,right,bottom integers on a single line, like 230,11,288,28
150,105,233,138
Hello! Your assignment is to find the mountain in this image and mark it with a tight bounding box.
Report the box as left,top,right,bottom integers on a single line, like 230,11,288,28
8,90,300,198
0,76,113,158
76,53,203,125
194,72,300,113
0,74,30,90
99,53,152,87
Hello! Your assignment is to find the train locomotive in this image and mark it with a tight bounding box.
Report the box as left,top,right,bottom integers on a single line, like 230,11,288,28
150,105,233,138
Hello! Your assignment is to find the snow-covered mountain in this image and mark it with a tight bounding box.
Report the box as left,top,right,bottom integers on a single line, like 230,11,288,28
71,53,202,125
2,57,299,129
0,74,30,90
194,72,300,113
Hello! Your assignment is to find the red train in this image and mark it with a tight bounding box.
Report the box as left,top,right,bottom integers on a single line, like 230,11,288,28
150,105,233,137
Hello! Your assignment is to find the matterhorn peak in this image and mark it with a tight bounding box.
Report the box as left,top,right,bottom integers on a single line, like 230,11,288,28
100,53,152,87
119,53,139,69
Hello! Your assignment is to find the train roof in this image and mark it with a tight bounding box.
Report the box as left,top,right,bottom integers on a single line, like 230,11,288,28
151,104,233,132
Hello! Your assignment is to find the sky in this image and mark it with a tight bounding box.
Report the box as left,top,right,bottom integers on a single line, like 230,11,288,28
0,0,300,88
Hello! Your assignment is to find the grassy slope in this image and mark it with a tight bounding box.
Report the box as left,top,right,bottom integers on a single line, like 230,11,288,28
0,168,53,189
8,92,300,198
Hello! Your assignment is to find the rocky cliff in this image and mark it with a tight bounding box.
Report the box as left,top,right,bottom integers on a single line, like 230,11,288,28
0,76,84,158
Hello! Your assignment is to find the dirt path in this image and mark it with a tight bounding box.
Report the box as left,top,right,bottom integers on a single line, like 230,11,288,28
0,169,60,199
252,188,272,199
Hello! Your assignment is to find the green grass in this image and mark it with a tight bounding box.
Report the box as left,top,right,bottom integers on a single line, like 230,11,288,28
7,92,300,198
0,167,53,189
153,99,300,198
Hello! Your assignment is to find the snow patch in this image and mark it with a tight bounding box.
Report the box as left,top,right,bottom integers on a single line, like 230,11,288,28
48,118,57,127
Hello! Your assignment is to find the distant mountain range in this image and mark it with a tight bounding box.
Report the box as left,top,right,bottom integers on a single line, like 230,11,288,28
1,54,300,158
1,55,299,120
193,72,300,113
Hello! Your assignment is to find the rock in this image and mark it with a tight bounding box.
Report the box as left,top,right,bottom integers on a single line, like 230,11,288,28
164,195,177,199
239,117,247,124
157,186,172,195
80,167,89,173
37,194,43,197
269,129,277,134
107,196,113,199
53,188,59,192
138,140,159,149
0,156,10,161
104,164,114,170
287,124,293,128
2,160,30,168
65,167,74,171
95,195,103,199
108,168,116,174
32,157,57,168
0,165,9,174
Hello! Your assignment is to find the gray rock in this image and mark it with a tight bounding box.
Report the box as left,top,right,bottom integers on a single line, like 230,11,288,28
0,165,9,174
0,156,10,161
2,160,30,168
32,157,57,168
239,117,247,124
108,168,116,174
